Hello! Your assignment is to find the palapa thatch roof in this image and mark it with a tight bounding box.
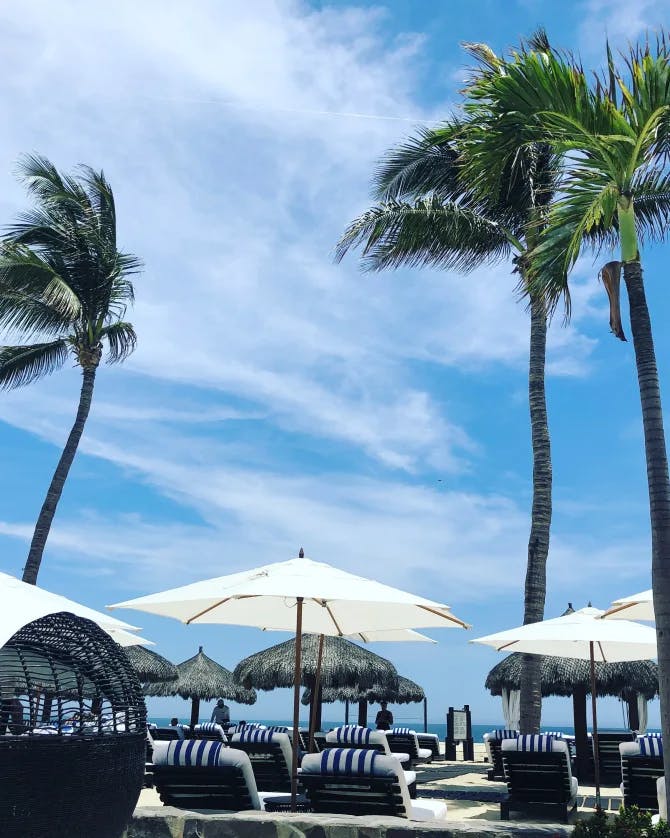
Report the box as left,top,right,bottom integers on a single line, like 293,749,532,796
145,646,256,704
302,674,425,706
123,645,179,684
233,634,399,692
485,653,658,700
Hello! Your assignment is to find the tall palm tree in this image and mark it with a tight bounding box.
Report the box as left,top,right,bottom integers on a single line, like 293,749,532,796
474,35,670,785
336,41,561,732
0,156,140,584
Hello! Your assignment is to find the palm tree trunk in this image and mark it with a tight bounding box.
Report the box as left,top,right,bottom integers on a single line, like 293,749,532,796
22,367,97,585
519,295,552,733
622,260,670,792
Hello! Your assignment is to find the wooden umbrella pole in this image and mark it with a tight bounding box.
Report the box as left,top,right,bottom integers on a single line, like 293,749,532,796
291,597,304,811
590,642,601,809
309,633,324,752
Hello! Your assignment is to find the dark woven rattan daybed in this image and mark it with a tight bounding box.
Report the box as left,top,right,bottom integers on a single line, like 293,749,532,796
0,611,147,838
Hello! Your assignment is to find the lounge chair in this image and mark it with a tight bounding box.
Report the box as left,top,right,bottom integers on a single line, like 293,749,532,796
300,748,447,821
417,733,441,760
229,729,293,792
312,731,327,752
326,726,410,765
192,723,227,741
149,726,185,742
594,731,635,784
386,728,433,765
501,734,578,823
483,729,518,780
620,736,664,812
151,739,260,810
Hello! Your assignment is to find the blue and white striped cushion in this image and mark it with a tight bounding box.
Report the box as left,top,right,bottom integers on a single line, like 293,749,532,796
193,723,224,736
493,729,519,740
238,729,275,744
162,739,225,766
517,734,554,752
266,725,289,733
319,747,378,775
543,731,565,739
638,735,663,757
391,727,415,735
334,725,372,745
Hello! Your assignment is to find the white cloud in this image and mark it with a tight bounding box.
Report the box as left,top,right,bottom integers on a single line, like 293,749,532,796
579,0,670,50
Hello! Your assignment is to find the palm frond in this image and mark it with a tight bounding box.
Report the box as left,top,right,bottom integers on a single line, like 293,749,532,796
336,197,514,272
0,292,72,338
101,321,137,363
632,169,670,242
0,341,69,389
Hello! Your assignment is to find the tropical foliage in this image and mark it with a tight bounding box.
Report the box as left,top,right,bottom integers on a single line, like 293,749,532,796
0,155,140,584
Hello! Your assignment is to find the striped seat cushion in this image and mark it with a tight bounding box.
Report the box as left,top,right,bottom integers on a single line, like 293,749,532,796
193,723,225,736
493,729,519,740
238,729,276,744
157,738,226,766
333,725,373,745
266,725,289,733
517,734,554,752
638,735,663,757
319,747,378,776
391,727,415,735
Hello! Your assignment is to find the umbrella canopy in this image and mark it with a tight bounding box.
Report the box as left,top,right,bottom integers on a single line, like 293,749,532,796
146,646,256,703
485,653,658,700
603,589,654,622
472,606,657,662
0,571,141,649
234,634,399,692
123,645,178,684
109,556,468,634
345,629,436,643
302,674,425,705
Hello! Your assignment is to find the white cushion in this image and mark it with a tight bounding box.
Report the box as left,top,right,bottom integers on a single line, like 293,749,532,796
418,747,432,759
658,776,667,821
409,799,448,821
403,769,416,787
570,776,578,802
621,741,642,757
394,752,410,765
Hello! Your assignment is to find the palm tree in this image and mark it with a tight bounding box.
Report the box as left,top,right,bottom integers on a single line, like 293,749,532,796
0,156,140,584
474,35,670,785
336,40,561,732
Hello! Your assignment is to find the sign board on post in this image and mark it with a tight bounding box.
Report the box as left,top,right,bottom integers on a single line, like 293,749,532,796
445,705,474,761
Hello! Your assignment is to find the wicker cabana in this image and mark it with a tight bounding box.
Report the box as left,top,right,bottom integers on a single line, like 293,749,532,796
234,633,399,731
146,646,256,727
0,611,146,838
123,645,178,685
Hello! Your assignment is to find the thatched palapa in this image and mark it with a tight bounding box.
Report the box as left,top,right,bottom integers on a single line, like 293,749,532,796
302,675,425,706
146,646,256,727
123,645,179,684
233,634,399,692
485,653,658,700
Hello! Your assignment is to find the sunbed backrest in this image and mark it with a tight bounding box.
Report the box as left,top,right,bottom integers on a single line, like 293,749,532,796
229,730,293,792
325,726,389,754
501,737,573,804
300,750,411,817
192,723,226,741
620,739,664,811
386,728,420,761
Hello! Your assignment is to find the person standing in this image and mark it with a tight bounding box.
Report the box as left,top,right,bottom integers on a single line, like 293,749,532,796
375,701,393,731
210,699,230,725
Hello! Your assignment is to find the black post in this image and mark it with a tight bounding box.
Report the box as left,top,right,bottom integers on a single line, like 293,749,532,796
290,598,304,811
590,643,601,808
358,699,367,727
573,685,591,782
345,699,349,725
627,693,640,732
423,697,428,733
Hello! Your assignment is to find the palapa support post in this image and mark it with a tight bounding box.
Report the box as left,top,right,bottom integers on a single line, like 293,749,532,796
590,642,601,808
423,696,428,733
627,692,640,732
291,597,304,811
190,696,200,728
345,698,349,724
573,685,591,782
308,633,324,752
358,698,367,726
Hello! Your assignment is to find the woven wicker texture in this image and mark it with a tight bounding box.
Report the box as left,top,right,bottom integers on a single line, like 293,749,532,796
123,644,179,684
485,652,658,699
0,611,146,838
145,646,256,703
234,633,399,692
302,674,425,705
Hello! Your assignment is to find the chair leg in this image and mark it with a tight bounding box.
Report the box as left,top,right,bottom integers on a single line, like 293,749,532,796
500,802,510,820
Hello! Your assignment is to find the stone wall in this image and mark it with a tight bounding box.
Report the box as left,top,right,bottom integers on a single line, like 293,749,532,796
126,807,574,838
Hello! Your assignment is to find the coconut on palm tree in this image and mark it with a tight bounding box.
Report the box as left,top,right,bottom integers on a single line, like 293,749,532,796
336,38,561,732
472,34,670,785
0,155,140,584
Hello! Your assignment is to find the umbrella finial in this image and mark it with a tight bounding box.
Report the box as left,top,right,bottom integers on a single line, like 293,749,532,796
298,548,304,558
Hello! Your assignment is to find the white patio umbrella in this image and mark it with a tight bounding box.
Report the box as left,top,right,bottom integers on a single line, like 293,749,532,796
471,606,657,806
110,551,469,808
602,588,654,622
0,570,143,649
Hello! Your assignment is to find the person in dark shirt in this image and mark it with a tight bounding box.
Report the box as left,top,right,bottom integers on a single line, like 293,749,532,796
375,701,393,730
210,699,230,725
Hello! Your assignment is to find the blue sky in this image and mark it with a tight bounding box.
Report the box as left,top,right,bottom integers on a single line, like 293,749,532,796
0,0,668,729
